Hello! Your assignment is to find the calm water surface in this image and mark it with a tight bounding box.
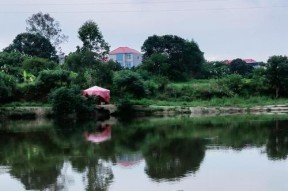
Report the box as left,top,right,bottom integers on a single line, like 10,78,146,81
0,115,287,191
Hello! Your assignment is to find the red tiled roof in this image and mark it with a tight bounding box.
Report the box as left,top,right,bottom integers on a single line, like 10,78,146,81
242,59,257,64
110,47,141,54
224,59,257,64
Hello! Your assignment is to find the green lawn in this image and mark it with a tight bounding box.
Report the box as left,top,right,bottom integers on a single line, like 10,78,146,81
131,96,288,107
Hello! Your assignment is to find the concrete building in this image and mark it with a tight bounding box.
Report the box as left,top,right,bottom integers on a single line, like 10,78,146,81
109,47,142,68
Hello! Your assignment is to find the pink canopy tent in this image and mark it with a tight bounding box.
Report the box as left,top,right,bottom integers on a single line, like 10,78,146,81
82,86,110,104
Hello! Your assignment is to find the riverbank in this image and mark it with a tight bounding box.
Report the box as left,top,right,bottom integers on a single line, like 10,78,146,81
2,104,288,120
128,104,288,116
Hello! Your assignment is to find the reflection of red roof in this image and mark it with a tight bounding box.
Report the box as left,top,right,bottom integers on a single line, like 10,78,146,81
117,153,143,168
118,160,141,167
110,47,141,54
84,125,112,144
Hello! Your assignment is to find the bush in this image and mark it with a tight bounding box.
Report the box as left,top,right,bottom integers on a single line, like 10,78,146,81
36,69,72,93
23,57,58,76
200,61,230,79
0,51,28,81
0,72,16,103
217,74,254,97
49,86,95,118
113,70,146,98
16,83,42,101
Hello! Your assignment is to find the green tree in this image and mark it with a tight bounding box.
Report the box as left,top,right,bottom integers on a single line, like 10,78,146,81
266,55,288,98
201,61,229,79
139,53,169,77
229,58,253,76
78,20,110,60
36,69,73,96
23,57,58,76
4,33,58,61
64,51,98,72
49,86,96,118
141,35,204,81
26,12,68,52
113,70,146,98
0,51,28,81
0,72,16,103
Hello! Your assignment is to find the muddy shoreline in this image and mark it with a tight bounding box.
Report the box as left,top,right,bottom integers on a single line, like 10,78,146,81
1,104,288,120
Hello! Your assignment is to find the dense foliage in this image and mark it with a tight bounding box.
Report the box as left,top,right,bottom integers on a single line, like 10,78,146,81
4,33,58,61
49,86,95,118
0,72,16,103
1,12,288,117
26,12,68,52
141,35,204,81
23,57,58,76
78,20,110,60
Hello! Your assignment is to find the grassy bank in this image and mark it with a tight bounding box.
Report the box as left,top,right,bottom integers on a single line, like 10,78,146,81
131,96,288,107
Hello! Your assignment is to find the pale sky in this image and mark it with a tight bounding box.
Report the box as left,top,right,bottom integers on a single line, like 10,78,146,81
0,0,287,62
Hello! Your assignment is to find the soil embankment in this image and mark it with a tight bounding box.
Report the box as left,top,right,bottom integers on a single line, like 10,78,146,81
128,105,288,116
1,104,288,120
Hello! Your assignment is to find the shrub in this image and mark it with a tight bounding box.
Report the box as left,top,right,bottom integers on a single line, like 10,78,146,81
49,86,95,118
16,83,42,101
23,57,58,76
36,69,72,92
0,51,28,81
0,72,16,103
113,70,146,98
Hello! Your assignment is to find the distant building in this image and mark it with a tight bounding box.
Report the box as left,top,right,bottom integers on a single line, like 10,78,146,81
109,47,143,68
58,53,65,65
223,59,261,68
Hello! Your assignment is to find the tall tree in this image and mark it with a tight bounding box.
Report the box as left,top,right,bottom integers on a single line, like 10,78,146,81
229,58,253,76
266,55,288,98
4,33,58,61
141,35,204,81
78,20,110,60
26,12,68,52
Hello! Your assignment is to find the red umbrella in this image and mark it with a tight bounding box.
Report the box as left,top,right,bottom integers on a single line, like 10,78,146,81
82,86,110,104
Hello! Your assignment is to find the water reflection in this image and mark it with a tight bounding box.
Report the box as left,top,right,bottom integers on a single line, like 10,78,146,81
0,115,288,190
84,124,112,144
116,152,143,168
144,138,205,181
266,120,288,160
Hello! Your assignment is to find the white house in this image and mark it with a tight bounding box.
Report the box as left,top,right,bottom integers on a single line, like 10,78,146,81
109,47,142,68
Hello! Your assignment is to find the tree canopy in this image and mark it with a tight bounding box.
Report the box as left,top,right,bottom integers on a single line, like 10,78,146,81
266,55,288,98
78,20,110,60
229,58,253,76
4,33,57,61
141,35,204,81
26,12,68,51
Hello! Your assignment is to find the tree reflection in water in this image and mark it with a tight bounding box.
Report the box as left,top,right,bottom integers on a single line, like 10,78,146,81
266,120,288,160
0,115,288,190
144,138,205,181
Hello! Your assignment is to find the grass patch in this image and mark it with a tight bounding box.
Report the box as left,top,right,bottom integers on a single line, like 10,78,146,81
0,102,51,107
131,96,288,107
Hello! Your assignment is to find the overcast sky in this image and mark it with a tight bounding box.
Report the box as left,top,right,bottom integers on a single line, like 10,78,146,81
0,0,287,61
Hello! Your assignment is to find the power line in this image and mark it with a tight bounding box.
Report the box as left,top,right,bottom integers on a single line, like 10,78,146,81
0,0,239,6
0,5,288,14
0,0,287,6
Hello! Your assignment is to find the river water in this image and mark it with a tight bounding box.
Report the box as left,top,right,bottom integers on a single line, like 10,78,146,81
0,114,287,191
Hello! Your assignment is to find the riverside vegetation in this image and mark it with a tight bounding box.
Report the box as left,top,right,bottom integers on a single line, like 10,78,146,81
1,12,288,119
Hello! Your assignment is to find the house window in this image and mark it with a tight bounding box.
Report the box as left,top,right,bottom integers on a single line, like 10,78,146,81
126,54,132,59
127,61,132,68
116,54,123,62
